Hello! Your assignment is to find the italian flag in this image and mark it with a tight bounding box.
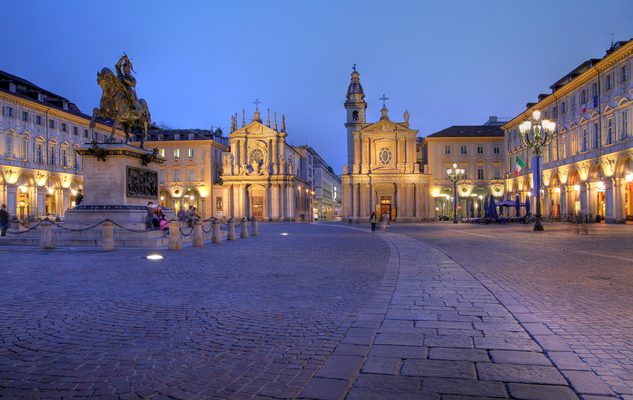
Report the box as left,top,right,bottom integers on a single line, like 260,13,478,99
515,156,525,176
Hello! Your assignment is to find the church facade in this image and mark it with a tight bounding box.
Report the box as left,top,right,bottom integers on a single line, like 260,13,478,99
341,68,433,222
220,108,311,220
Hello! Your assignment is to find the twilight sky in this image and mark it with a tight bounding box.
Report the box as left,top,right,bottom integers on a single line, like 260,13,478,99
2,0,632,172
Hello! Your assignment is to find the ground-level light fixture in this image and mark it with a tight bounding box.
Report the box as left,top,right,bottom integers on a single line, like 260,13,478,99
146,254,164,260
279,232,289,236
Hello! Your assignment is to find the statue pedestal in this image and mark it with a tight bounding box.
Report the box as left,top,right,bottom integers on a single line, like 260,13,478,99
65,143,165,229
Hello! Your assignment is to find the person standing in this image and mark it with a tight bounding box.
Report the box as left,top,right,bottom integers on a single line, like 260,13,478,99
370,212,377,232
146,201,155,229
0,204,9,237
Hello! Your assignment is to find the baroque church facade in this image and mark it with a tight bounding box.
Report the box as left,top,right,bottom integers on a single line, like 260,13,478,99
220,107,311,220
342,68,433,221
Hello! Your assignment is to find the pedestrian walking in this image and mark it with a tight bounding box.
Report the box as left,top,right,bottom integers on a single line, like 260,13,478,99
0,204,9,237
370,211,377,231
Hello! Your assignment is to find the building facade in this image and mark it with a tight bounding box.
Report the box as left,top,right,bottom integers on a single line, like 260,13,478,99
295,145,342,221
420,119,505,220
504,39,633,223
144,129,228,218
0,70,122,220
342,68,433,222
220,108,311,221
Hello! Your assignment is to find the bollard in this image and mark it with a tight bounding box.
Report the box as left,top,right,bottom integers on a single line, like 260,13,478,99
227,218,236,240
168,220,182,250
212,219,222,244
193,221,204,247
11,219,20,232
251,219,259,236
101,221,115,251
39,220,54,249
240,217,249,238
381,217,387,232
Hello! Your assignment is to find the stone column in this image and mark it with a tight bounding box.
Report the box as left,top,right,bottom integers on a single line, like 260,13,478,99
271,184,279,220
353,136,360,174
62,188,70,215
604,178,615,223
614,178,626,223
560,185,567,216
361,138,369,173
37,187,46,215
579,183,588,218
360,184,368,218
353,183,360,219
395,184,401,221
272,139,278,174
585,182,595,219
6,185,17,218
101,221,115,251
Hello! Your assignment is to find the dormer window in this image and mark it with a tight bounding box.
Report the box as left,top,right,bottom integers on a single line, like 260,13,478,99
188,134,194,140
157,134,164,141
9,83,16,93
62,101,68,111
38,93,45,102
174,134,180,140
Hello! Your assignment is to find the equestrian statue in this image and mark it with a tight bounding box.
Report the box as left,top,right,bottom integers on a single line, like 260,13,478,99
90,54,151,148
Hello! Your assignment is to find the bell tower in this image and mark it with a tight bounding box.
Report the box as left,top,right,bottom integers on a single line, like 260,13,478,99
344,65,366,170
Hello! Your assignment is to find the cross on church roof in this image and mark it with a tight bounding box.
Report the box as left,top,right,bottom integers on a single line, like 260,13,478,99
253,98,262,111
353,63,357,72
379,94,389,107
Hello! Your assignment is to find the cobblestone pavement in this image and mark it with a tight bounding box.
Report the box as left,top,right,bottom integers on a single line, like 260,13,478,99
0,223,388,399
389,222,633,399
2,222,631,399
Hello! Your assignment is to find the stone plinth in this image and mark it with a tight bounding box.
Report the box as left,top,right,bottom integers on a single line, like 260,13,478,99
65,143,165,229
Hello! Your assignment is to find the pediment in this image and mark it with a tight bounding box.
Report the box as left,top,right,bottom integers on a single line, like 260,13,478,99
359,118,417,134
231,121,279,137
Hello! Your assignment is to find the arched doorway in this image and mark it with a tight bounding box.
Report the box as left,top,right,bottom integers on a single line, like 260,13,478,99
16,174,33,221
249,185,266,220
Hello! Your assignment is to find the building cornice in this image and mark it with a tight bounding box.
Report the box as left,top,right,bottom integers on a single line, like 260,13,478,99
503,40,633,131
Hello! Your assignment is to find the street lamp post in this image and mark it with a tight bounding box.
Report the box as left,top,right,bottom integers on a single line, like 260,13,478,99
446,163,465,224
519,110,555,231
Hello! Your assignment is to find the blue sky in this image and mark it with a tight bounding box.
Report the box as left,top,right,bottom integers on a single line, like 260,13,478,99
2,0,632,171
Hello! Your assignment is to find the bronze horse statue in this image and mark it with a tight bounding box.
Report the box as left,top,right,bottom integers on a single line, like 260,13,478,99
89,67,151,147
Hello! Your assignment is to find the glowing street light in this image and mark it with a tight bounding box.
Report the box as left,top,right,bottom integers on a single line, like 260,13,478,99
446,163,465,224
518,110,556,231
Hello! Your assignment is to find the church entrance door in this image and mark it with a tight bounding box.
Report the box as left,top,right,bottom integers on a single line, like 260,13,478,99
379,196,392,221
251,195,264,220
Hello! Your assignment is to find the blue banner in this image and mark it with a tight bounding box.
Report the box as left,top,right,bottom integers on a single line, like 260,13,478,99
532,156,539,197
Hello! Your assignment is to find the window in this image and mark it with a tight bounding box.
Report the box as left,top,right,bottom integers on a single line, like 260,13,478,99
477,168,484,180
607,119,613,144
73,126,78,136
494,166,500,179
460,145,467,154
84,129,89,138
623,110,629,138
582,127,588,152
444,145,450,155
173,169,180,181
477,146,483,154
561,134,567,159
173,149,180,159
592,82,598,97
216,196,223,211
606,74,613,90
5,134,13,157
35,115,42,125
61,123,67,132
187,148,194,158
352,110,359,121
21,111,28,122
493,145,500,154
570,95,576,114
580,89,587,104
552,137,558,161
187,169,195,181
3,106,14,118
50,147,56,165
561,101,567,114
571,130,578,155
73,153,79,169
551,106,558,118
621,65,627,82
36,143,43,163
159,169,165,183
159,148,165,157
62,149,68,167
594,123,599,148
48,119,55,129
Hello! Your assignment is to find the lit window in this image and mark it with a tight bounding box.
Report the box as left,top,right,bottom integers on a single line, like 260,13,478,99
187,148,194,158
174,149,180,159
444,145,450,155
